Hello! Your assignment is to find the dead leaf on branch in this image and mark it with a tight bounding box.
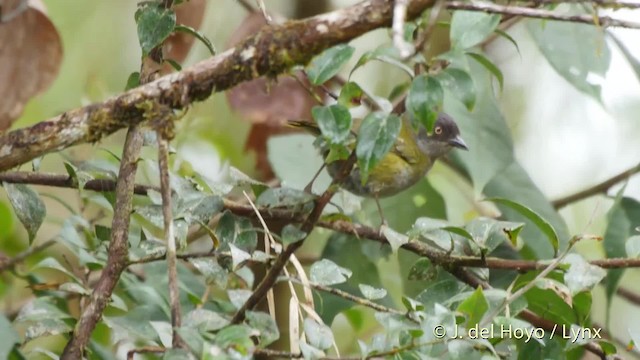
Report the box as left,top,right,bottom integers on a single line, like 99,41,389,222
161,0,206,74
225,12,323,180
0,0,62,131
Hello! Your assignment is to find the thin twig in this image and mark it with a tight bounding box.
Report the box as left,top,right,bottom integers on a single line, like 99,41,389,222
0,239,56,273
414,0,445,54
480,236,580,329
236,0,256,13
0,171,154,195
392,0,415,58
552,162,640,208
61,125,144,359
616,286,640,306
515,0,640,8
255,0,272,23
445,1,640,29
157,134,184,348
285,276,409,317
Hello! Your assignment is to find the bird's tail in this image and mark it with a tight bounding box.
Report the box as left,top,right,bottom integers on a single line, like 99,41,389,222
287,120,322,136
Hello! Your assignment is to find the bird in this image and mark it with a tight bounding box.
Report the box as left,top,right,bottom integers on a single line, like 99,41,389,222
290,112,468,224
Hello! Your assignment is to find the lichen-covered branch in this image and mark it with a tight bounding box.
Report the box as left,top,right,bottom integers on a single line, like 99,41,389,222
0,0,436,171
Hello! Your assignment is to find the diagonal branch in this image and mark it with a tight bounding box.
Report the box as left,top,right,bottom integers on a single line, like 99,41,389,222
0,0,437,172
552,162,640,208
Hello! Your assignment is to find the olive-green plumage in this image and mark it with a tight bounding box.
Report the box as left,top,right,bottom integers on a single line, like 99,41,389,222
291,112,468,199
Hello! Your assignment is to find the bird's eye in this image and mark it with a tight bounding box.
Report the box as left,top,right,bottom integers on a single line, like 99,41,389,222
434,126,443,135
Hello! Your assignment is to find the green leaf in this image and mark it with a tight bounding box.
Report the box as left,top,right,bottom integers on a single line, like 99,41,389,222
227,289,252,309
456,287,488,327
435,68,476,111
626,235,640,258
256,187,315,210
450,11,501,49
338,81,364,108
312,104,352,144
466,52,503,91
310,259,352,286
33,257,81,283
183,308,229,332
164,58,182,71
214,211,257,252
482,162,569,259
494,29,521,56
351,45,414,78
174,24,216,55
214,324,254,351
25,319,72,341
0,315,19,360
299,342,325,359
527,19,610,102
355,112,402,185
524,285,575,326
304,318,334,350
381,225,408,253
246,311,280,346
281,224,307,246
488,197,560,256
406,75,443,132
306,44,355,85
603,191,635,320
3,183,46,243
358,284,387,300
125,71,140,90
16,297,72,323
407,258,436,281
464,218,524,254
189,258,228,288
609,32,640,84
136,5,177,55
416,272,471,310
229,244,251,269
563,254,606,295
316,233,387,324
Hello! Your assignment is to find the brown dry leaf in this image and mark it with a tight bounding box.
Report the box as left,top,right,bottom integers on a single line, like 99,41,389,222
225,12,322,179
0,0,63,131
161,0,206,73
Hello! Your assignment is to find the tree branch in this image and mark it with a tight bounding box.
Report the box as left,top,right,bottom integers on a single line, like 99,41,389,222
445,1,640,29
0,239,56,273
0,0,437,171
552,162,640,208
0,170,153,195
3,171,640,272
61,125,144,359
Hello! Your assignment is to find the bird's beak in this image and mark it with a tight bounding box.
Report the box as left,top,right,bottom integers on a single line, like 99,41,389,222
449,135,468,150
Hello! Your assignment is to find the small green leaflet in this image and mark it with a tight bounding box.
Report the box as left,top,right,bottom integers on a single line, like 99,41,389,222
312,104,352,145
406,75,443,132
355,112,402,185
3,183,46,243
136,5,176,55
306,44,355,85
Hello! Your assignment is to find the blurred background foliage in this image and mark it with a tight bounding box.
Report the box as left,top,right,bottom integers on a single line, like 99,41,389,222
2,0,640,358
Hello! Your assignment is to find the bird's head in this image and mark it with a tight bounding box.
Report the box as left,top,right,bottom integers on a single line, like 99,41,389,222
416,112,468,158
